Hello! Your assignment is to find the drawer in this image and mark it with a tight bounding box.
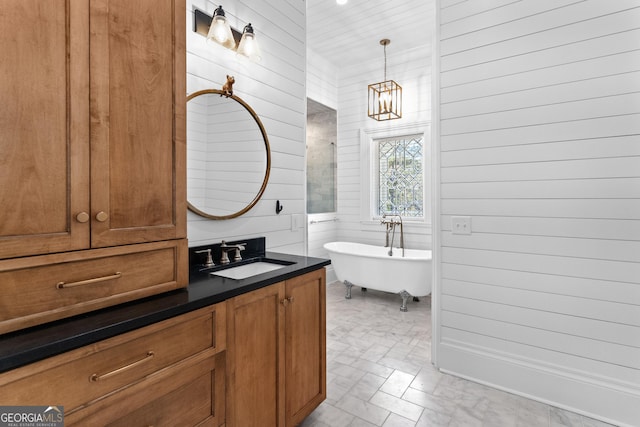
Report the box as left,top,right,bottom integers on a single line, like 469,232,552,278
0,239,187,334
0,305,220,413
67,351,226,427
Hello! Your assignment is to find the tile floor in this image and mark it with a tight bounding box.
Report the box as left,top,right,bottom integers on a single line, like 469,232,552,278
300,281,618,427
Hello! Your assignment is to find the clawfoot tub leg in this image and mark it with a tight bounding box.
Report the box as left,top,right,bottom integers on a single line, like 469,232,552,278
399,290,412,312
344,280,354,299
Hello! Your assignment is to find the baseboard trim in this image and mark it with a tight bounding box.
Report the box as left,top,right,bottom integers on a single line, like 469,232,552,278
438,342,640,426
325,265,337,284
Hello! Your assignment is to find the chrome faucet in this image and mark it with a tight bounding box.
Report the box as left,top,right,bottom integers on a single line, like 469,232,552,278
220,240,246,264
381,214,404,257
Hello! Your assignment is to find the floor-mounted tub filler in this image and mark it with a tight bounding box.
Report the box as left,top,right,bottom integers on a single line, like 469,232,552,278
324,241,432,311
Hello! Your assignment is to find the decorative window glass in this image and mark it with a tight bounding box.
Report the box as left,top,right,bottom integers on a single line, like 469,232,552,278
376,135,424,217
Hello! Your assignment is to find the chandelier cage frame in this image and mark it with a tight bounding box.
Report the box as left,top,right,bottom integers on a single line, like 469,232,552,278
368,39,402,121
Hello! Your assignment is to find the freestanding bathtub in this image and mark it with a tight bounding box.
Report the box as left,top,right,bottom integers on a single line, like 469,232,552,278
324,241,432,311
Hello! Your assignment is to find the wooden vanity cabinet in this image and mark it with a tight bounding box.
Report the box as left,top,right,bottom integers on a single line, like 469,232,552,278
0,304,226,427
284,269,327,426
0,0,186,333
226,269,327,427
0,267,327,427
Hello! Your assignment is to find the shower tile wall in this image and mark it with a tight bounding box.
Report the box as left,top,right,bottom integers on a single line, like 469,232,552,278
307,99,337,214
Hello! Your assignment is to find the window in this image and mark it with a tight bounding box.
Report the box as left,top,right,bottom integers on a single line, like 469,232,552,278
376,135,424,217
359,123,430,224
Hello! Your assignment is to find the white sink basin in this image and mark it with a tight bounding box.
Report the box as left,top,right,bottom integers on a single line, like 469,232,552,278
210,262,287,280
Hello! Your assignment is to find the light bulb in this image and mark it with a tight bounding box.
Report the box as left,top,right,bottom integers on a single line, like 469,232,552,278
379,90,392,113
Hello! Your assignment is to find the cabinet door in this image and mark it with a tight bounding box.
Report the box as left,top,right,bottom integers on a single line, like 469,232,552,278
285,269,327,426
89,0,186,247
226,282,286,427
0,0,90,259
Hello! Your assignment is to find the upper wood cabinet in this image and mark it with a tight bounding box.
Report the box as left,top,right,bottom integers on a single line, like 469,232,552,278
0,0,89,259
0,0,185,260
0,0,186,334
89,0,185,248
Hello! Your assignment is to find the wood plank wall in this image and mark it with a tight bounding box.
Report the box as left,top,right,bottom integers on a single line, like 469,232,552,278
185,0,306,253
435,1,640,425
306,50,339,262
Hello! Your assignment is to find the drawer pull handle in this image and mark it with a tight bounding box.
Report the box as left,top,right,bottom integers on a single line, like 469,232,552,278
90,351,155,382
56,272,122,289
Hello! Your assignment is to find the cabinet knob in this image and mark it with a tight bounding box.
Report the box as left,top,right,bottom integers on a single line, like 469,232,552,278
76,212,90,223
96,211,108,222
280,296,294,306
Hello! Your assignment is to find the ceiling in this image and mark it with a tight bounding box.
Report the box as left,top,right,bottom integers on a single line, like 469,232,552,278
306,0,435,69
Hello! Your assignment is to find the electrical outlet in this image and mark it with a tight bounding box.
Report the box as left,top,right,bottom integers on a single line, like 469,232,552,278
451,216,471,235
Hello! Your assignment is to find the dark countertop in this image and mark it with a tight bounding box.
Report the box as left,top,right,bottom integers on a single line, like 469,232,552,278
0,251,330,373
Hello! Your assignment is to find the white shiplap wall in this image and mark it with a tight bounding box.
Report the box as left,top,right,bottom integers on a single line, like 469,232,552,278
306,49,339,264
336,46,432,250
186,0,307,253
434,1,640,425
307,49,338,111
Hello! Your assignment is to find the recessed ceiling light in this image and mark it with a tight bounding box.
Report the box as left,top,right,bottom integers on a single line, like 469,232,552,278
336,0,348,5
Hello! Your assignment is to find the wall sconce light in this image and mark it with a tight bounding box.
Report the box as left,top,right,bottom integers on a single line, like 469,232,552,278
368,39,402,121
236,23,261,62
194,7,262,62
207,6,235,49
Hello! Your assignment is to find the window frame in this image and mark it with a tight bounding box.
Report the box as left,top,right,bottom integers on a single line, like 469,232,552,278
359,122,431,226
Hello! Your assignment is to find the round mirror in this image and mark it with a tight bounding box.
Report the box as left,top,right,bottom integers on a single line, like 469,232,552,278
187,89,270,220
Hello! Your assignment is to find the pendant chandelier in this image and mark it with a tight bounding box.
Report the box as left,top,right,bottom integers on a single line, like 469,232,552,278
368,39,402,121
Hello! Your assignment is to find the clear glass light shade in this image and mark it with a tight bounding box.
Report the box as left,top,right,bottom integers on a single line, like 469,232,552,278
207,15,236,49
237,30,261,62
